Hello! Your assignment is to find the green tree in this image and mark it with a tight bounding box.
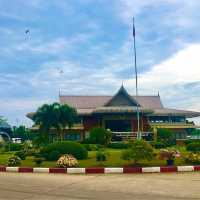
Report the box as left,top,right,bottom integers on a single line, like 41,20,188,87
89,127,113,146
122,140,154,165
157,128,175,146
33,103,77,142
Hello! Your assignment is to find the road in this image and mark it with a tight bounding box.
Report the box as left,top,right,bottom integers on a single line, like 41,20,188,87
0,172,199,200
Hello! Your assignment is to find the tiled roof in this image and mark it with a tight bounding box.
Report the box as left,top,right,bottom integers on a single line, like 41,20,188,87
59,95,164,109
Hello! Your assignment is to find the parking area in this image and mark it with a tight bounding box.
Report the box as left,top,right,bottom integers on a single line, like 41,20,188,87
0,172,199,200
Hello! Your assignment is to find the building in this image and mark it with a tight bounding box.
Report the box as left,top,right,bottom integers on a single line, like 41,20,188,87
58,85,200,141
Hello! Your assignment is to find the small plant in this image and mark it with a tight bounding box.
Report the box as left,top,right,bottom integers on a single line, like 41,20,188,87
33,157,44,166
96,149,109,162
8,156,21,166
57,154,78,168
15,151,26,160
184,153,200,165
121,140,154,165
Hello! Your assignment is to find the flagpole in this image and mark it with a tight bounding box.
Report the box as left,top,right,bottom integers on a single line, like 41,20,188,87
133,17,141,140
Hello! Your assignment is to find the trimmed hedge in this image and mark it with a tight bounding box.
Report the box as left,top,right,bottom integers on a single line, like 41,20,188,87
40,141,88,160
107,142,128,149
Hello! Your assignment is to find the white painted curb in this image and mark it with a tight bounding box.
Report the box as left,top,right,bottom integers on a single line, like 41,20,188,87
67,168,85,174
105,168,123,173
177,166,194,172
6,167,19,172
33,168,49,173
142,167,160,173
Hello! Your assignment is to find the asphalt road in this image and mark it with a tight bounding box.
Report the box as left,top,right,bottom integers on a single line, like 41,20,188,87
0,172,199,200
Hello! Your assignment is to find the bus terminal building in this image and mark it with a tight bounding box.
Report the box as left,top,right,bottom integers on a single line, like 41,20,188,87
28,86,200,141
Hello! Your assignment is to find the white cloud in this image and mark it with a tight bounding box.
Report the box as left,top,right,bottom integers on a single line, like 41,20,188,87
125,44,200,118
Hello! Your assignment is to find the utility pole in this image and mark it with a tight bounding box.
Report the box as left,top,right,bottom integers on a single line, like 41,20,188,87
132,17,141,140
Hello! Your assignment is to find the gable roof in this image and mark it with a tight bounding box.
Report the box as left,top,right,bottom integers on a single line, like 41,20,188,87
104,85,140,107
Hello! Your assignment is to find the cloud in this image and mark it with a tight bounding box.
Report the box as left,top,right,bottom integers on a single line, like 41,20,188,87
125,43,200,118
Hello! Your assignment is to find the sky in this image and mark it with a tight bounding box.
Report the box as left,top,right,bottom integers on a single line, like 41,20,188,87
0,0,200,126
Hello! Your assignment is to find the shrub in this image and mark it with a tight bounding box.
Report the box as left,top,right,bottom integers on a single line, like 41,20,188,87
184,153,200,165
8,156,21,166
107,142,128,149
157,128,175,146
96,149,109,162
15,151,26,160
47,150,61,161
40,141,88,160
33,157,44,166
89,127,113,146
121,140,154,164
82,144,98,151
57,154,78,168
5,143,22,151
186,142,200,153
150,141,166,149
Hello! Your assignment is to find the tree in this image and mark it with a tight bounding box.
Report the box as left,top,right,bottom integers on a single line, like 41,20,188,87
33,103,77,142
121,140,154,165
157,128,175,146
89,127,113,146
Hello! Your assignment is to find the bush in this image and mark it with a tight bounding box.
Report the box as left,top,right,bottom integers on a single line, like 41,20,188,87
150,141,166,149
121,140,154,164
184,153,200,165
157,129,175,146
5,143,23,151
89,127,113,146
15,151,26,160
33,157,44,166
57,154,78,168
40,141,88,160
96,149,109,162
47,150,61,161
107,142,128,149
8,156,21,166
186,142,200,153
82,144,98,151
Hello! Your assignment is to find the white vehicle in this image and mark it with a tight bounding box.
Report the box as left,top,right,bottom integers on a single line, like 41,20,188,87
12,138,22,144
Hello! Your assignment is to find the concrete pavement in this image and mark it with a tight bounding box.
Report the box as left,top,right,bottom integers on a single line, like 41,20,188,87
0,172,199,200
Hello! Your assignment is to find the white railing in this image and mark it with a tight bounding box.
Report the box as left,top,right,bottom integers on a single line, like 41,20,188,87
112,131,153,140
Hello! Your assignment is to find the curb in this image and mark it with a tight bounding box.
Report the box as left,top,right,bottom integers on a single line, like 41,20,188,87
0,165,200,174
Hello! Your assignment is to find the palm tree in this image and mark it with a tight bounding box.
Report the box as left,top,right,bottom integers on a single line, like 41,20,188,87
33,103,77,141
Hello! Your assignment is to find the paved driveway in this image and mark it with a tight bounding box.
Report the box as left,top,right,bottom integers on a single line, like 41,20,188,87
0,172,199,200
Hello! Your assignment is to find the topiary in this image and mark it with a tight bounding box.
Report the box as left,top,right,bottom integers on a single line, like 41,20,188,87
57,154,78,168
40,141,88,160
47,150,61,161
8,156,21,166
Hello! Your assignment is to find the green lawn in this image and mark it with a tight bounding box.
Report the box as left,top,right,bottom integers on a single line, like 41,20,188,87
0,148,188,167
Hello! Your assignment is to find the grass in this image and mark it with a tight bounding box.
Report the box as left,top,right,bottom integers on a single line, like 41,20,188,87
0,147,189,168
